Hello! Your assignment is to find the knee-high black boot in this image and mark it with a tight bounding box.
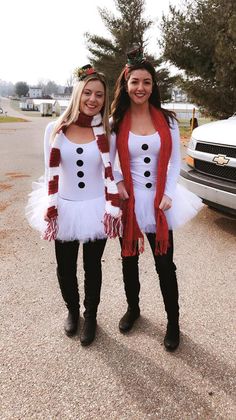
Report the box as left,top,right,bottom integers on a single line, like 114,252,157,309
80,239,106,346
147,232,180,350
155,264,180,351
158,264,179,324
158,266,180,347
57,268,80,336
56,268,80,313
55,240,80,336
119,241,141,332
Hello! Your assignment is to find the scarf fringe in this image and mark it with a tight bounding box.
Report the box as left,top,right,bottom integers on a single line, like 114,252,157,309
121,237,145,257
43,218,58,241
139,237,145,253
154,209,169,255
104,213,123,238
154,239,169,255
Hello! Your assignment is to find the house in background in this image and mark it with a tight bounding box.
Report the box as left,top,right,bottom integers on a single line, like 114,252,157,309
28,87,42,98
19,98,34,111
56,99,69,114
19,98,70,116
171,87,188,103
163,102,202,120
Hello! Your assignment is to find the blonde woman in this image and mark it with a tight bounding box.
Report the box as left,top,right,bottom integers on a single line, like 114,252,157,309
26,65,122,346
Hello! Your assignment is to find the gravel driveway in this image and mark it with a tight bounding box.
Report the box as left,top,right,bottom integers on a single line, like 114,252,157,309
1,104,236,419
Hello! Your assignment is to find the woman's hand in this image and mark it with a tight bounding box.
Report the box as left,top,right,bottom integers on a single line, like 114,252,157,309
117,181,129,200
44,210,50,222
159,194,172,211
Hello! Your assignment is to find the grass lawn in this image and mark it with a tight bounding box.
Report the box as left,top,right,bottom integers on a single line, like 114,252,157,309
179,125,191,140
10,99,42,118
179,117,213,140
0,116,28,123
10,99,58,119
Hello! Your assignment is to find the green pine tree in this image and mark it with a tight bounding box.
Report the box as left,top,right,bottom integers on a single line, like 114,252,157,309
85,0,175,103
160,0,236,118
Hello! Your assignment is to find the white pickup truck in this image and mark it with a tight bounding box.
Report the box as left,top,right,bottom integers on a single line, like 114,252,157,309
180,116,236,215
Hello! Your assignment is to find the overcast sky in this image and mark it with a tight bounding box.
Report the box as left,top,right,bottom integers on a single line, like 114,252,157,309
1,0,181,86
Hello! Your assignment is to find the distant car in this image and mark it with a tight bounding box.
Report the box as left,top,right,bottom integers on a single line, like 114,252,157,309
180,116,236,215
0,107,3,114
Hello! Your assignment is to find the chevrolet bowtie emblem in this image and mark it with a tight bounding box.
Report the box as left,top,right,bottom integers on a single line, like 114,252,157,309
212,154,230,166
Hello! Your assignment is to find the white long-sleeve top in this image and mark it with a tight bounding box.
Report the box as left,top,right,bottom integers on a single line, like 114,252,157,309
111,119,181,199
44,121,119,201
26,119,202,238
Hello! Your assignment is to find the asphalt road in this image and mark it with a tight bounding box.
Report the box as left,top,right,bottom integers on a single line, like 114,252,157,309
1,102,236,419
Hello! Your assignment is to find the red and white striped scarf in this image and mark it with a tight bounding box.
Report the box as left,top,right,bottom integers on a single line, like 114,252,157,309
44,112,122,241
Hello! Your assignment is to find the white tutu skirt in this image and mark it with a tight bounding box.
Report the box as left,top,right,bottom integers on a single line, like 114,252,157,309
25,177,107,242
134,183,204,233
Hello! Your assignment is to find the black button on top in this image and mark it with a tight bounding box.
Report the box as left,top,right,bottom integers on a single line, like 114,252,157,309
77,171,84,178
142,144,148,150
78,182,85,188
76,147,83,154
144,171,150,177
76,160,84,167
145,183,152,188
144,157,151,163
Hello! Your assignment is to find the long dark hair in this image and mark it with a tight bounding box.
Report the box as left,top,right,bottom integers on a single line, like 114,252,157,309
110,60,177,133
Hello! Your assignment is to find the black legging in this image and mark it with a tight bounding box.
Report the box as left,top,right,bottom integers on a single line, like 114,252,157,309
55,238,107,318
120,231,179,323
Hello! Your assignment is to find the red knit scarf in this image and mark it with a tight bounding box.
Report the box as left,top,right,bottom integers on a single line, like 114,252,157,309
44,112,122,241
116,105,172,256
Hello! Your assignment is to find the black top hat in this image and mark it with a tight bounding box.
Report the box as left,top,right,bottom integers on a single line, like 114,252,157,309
74,64,97,81
126,46,145,66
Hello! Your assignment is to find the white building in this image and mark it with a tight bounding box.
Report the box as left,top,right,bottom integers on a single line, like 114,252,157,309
57,99,70,114
163,102,201,120
29,87,42,98
19,98,70,115
171,87,188,103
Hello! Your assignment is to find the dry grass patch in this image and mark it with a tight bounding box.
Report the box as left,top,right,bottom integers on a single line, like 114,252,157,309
5,172,30,179
0,183,12,191
0,202,10,212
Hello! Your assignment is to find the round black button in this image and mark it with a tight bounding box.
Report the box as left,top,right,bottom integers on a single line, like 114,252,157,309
144,171,150,177
76,147,83,154
142,144,148,150
145,183,152,188
77,171,84,178
144,157,151,163
76,160,84,167
78,182,85,188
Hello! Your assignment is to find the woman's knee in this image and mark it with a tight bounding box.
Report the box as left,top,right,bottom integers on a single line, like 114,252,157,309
122,255,139,269
155,260,176,276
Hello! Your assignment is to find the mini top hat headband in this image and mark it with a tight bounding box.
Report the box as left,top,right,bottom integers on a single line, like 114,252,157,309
124,46,146,78
126,46,145,67
74,64,97,81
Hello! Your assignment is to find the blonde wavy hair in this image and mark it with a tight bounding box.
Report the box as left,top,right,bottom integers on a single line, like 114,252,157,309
50,72,110,143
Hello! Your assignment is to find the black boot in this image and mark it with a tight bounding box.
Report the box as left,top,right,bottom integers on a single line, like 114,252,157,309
57,267,80,336
119,306,140,333
55,240,80,336
164,322,180,351
119,250,140,333
80,318,97,346
81,239,107,346
64,310,79,337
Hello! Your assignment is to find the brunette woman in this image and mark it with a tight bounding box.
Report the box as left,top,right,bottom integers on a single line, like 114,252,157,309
111,48,203,351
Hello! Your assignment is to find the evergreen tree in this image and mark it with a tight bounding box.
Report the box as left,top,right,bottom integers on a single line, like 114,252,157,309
15,81,29,98
160,0,236,118
44,81,58,96
85,0,175,102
